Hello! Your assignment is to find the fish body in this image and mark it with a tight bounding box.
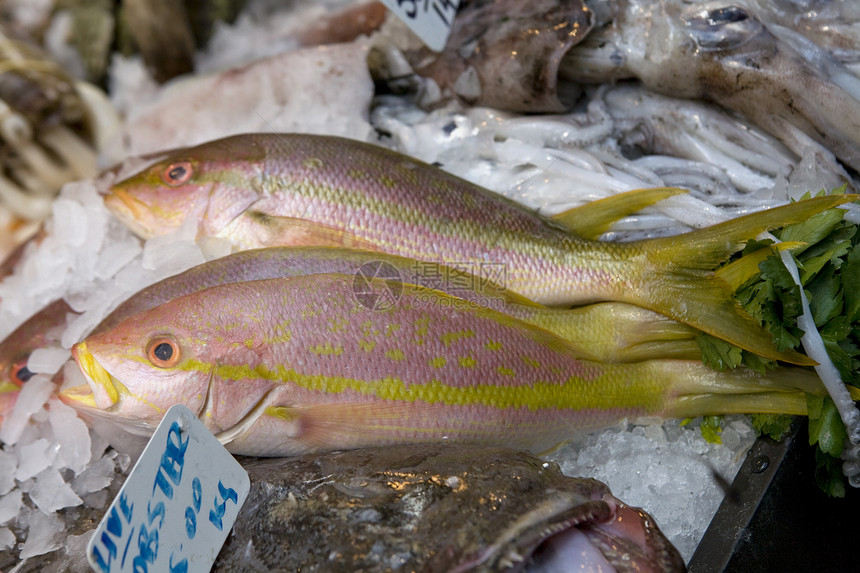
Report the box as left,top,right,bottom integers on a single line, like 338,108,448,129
64,273,823,457
214,445,685,572
105,133,856,363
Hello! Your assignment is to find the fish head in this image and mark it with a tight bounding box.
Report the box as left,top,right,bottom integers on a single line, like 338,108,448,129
60,313,215,436
0,299,73,423
105,135,268,239
0,351,31,393
0,353,27,425
61,287,279,439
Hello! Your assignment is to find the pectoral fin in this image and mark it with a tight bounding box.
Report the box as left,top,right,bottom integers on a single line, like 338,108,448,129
221,210,382,251
551,187,688,239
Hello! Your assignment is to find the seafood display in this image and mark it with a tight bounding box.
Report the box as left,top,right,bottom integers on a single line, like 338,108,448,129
117,41,376,156
399,0,593,112
0,446,685,572
0,245,703,429
0,299,72,425
91,245,703,363
2,0,860,569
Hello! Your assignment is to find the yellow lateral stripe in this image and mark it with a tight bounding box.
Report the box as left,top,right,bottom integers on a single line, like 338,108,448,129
179,359,664,412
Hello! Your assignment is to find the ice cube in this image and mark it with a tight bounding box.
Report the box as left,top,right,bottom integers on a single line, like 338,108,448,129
71,454,115,496
643,422,667,443
0,526,14,550
96,238,143,279
89,418,149,461
0,374,55,445
27,347,71,374
0,450,15,495
30,467,83,513
14,438,55,481
51,198,89,248
0,489,22,525
89,427,110,461
61,309,103,348
83,489,109,510
65,530,97,572
18,506,63,558
142,235,206,277
48,399,92,475
59,359,88,392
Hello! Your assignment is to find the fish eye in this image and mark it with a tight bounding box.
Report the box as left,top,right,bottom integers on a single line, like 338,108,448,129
684,5,760,51
705,6,748,25
146,336,182,368
161,161,193,187
10,360,34,383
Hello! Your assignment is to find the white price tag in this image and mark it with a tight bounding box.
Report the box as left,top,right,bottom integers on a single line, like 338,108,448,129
87,405,250,573
381,0,460,52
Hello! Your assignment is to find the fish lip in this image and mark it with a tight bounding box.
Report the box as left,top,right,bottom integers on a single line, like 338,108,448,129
107,185,146,219
104,186,155,238
69,341,119,409
58,383,100,409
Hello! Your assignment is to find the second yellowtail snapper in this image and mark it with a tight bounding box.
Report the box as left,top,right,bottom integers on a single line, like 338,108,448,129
105,133,858,364
62,274,838,457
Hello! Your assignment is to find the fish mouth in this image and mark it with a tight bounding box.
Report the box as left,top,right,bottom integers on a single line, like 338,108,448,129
106,186,146,219
61,344,159,436
63,341,120,409
104,186,155,238
453,488,684,573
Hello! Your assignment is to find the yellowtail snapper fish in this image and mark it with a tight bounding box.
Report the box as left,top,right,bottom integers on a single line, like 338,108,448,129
63,273,837,457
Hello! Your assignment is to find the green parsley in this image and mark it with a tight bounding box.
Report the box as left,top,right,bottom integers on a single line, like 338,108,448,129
698,188,860,495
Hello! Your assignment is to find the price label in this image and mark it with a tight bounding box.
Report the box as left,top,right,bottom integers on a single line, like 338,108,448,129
381,0,460,52
87,405,250,573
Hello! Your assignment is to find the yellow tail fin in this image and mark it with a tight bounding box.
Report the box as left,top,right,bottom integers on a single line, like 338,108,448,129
639,194,858,365
662,361,828,419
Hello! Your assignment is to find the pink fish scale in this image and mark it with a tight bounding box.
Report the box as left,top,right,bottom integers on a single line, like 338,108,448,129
239,277,601,390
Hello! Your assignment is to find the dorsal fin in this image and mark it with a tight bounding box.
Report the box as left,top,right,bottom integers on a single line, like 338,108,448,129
552,187,689,239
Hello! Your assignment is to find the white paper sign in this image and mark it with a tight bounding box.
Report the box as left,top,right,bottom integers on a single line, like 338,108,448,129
381,0,460,52
87,405,250,573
